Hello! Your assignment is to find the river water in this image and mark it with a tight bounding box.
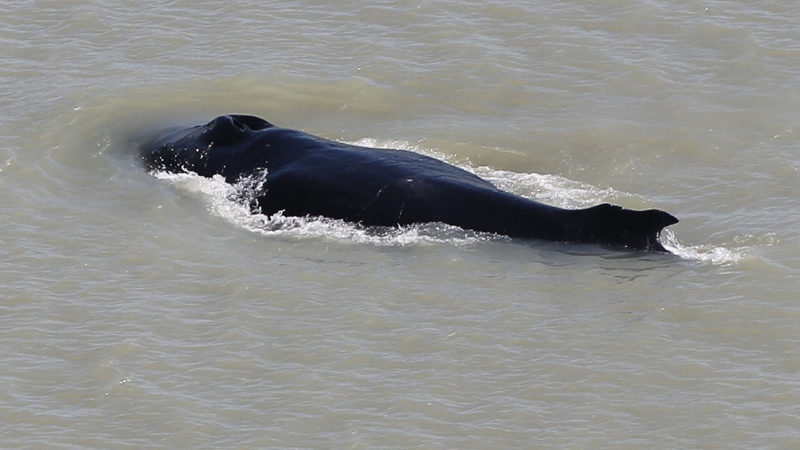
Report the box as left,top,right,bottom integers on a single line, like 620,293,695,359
2,1,799,448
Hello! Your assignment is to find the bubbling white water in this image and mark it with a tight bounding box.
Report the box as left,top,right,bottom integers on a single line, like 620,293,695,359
154,169,492,248
660,228,746,265
154,139,743,263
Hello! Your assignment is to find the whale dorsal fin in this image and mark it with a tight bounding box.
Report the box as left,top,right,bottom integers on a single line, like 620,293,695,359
582,203,678,251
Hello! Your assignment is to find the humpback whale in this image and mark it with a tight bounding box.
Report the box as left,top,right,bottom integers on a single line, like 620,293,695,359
141,115,678,251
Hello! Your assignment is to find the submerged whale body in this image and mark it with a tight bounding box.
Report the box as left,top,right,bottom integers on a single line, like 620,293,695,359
140,114,678,251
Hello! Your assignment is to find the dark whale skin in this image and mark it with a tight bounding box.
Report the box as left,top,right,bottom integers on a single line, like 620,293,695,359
141,115,678,251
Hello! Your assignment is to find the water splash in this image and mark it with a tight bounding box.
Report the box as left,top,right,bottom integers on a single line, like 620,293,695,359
153,169,492,247
660,229,746,265
153,139,740,259
349,138,622,208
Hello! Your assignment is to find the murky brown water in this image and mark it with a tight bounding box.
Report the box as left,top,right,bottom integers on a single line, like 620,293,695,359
2,1,799,447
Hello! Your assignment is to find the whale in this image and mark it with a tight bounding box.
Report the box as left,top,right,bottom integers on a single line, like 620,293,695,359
140,114,678,251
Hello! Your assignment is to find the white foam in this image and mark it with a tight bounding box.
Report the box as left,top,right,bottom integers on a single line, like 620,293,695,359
660,229,746,265
153,168,492,247
473,168,621,209
153,140,743,264
349,138,625,208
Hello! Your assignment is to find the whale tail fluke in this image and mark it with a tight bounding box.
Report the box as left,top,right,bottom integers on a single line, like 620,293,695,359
580,203,678,252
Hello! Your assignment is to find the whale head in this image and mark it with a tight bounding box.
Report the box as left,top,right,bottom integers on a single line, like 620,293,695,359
140,115,274,175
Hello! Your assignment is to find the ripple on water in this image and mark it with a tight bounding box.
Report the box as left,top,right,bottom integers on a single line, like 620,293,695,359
153,139,744,266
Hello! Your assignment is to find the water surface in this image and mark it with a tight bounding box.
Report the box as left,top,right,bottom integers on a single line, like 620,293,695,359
2,1,799,447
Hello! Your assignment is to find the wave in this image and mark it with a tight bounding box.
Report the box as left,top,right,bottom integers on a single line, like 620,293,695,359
153,170,493,248
153,139,745,264
659,229,746,265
